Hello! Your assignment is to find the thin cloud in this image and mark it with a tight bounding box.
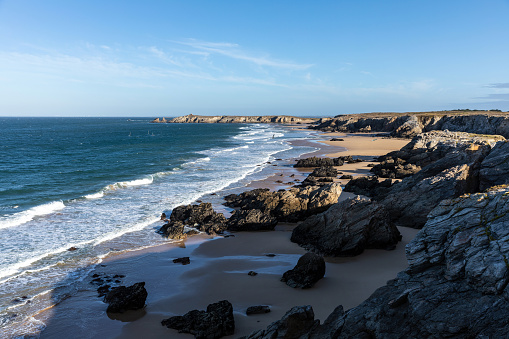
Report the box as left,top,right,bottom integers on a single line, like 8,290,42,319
173,39,313,70
485,83,509,88
476,93,509,100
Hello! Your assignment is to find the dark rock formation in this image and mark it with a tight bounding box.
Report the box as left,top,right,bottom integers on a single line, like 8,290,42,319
173,257,190,265
292,197,401,256
309,166,338,177
159,203,228,236
247,187,509,338
226,209,278,231
246,306,271,315
242,305,319,339
224,183,342,222
343,175,393,198
370,157,421,179
312,112,509,138
103,282,147,313
281,253,326,288
479,140,509,191
338,174,353,179
294,156,344,167
161,300,235,339
158,221,187,240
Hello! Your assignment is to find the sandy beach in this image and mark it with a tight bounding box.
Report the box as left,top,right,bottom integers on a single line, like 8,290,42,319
38,131,415,339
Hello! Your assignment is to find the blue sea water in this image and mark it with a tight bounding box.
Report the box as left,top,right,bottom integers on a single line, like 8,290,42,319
0,117,318,336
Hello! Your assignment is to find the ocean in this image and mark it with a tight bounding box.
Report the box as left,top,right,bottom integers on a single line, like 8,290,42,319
0,117,318,337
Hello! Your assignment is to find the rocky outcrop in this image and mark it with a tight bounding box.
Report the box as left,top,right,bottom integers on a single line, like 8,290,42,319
300,166,338,187
313,112,509,138
224,183,342,222
294,157,344,167
246,306,271,315
159,203,228,236
281,253,326,288
343,175,393,197
103,282,148,313
161,300,235,339
371,130,503,179
309,166,338,177
291,197,401,256
226,209,278,231
154,114,317,124
242,305,319,339
479,140,509,191
247,187,509,338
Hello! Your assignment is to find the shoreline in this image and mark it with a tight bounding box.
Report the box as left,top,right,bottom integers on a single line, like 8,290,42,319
37,130,412,338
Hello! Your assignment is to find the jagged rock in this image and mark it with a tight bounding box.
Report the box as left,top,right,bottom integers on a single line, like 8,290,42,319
160,203,228,235
479,140,509,191
312,112,509,138
242,305,319,339
246,306,271,315
371,158,421,179
294,157,344,167
248,187,509,338
158,221,187,240
309,166,338,177
343,175,393,198
161,300,234,339
291,197,401,256
300,176,334,187
339,174,353,179
224,183,342,222
226,209,278,231
281,253,326,288
103,282,147,313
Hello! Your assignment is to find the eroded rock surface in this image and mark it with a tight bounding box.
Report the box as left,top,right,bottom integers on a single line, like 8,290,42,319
159,203,228,236
291,196,401,256
479,140,509,191
248,187,509,338
224,183,342,222
161,300,234,339
226,209,278,231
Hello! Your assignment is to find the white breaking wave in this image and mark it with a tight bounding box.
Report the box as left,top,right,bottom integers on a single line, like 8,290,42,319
0,201,66,230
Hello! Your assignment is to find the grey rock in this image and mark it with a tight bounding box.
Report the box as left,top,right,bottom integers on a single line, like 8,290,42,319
161,203,228,235
309,166,338,177
291,197,401,256
281,253,326,288
242,305,319,339
246,306,270,315
479,140,509,191
226,209,278,231
103,282,147,313
161,300,234,339
224,183,342,222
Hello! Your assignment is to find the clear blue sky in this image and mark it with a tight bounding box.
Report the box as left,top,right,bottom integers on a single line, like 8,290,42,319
1,0,509,116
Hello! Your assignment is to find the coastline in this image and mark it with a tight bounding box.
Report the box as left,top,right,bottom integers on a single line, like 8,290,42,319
37,130,413,339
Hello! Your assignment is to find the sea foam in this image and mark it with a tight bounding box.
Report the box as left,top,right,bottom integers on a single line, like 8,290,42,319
0,201,65,230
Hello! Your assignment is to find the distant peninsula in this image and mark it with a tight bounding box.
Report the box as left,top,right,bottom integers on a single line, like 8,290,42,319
150,114,318,124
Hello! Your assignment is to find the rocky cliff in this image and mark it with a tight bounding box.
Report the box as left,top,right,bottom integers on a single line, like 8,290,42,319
151,114,318,124
313,112,509,138
246,186,509,338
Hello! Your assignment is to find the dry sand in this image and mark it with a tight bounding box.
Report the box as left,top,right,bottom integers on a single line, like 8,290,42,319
38,132,416,339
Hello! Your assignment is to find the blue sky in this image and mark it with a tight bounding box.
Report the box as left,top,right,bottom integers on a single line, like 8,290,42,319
1,0,509,116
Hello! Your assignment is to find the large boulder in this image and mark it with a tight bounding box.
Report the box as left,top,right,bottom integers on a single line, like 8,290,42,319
291,197,401,256
159,203,228,236
281,253,326,288
161,300,234,339
224,183,342,222
226,209,278,231
294,157,344,167
343,175,393,198
242,305,319,339
479,140,509,191
103,282,148,313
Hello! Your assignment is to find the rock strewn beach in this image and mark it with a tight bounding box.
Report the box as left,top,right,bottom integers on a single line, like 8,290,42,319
37,115,509,338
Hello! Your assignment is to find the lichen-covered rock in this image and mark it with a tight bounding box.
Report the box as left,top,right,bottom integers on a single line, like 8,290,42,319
103,282,147,313
226,209,278,231
161,300,234,339
291,197,401,256
281,253,326,288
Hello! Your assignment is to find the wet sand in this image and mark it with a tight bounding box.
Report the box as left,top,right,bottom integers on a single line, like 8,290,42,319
38,131,415,339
